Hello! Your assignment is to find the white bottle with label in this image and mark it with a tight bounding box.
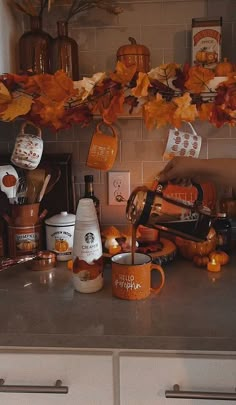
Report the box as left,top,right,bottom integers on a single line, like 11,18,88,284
72,198,103,293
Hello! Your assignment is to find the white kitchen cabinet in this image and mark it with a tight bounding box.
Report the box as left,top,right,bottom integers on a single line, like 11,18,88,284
0,351,114,405
120,352,236,405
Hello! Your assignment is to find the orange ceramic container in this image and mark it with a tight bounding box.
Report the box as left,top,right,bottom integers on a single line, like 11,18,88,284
87,121,118,171
111,252,165,300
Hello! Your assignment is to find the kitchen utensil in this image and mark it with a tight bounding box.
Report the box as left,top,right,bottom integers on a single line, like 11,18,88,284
0,165,18,201
26,250,57,271
45,211,75,261
126,182,215,242
8,223,42,257
15,176,28,204
26,168,45,204
10,121,43,170
38,174,51,202
0,254,37,270
86,121,118,171
38,161,61,195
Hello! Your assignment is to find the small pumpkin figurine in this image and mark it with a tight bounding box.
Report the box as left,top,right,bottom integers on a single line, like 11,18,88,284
215,58,234,77
193,255,209,267
175,227,217,260
209,251,229,266
116,37,150,73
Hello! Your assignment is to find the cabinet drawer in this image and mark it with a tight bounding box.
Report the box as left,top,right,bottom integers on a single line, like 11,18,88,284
0,351,113,405
120,353,236,405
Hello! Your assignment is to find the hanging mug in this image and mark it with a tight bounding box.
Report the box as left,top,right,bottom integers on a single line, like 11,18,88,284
86,121,118,171
11,121,43,170
163,122,202,160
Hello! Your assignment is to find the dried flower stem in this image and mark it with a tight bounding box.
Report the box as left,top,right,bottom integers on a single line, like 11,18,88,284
66,0,123,22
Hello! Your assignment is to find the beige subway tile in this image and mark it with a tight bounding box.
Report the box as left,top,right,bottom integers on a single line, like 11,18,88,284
208,138,236,158
78,141,90,163
43,142,58,154
143,161,166,185
100,205,128,226
118,119,142,141
142,25,187,49
150,49,165,67
164,47,191,64
57,128,74,141
194,121,230,139
118,3,163,26
207,0,236,22
96,27,140,51
108,162,143,185
122,139,165,161
142,124,168,141
70,28,96,51
74,123,95,141
163,1,207,24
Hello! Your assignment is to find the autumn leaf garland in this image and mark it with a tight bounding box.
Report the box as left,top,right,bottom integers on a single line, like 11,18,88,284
0,62,236,131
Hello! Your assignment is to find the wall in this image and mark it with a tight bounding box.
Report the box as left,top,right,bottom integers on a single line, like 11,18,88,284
1,0,236,226
0,0,22,73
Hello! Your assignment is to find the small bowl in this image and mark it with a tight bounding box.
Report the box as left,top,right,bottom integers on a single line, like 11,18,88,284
26,250,57,271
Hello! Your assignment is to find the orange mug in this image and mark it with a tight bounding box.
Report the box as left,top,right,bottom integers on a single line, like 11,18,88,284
87,121,118,171
111,252,165,300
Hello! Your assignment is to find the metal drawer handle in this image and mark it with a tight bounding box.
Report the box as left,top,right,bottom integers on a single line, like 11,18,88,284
0,378,68,394
165,384,236,401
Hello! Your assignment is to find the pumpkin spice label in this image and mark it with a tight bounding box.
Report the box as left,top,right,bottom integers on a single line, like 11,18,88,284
192,17,222,69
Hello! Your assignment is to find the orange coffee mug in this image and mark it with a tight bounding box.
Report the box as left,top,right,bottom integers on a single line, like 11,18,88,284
111,252,165,300
87,121,118,171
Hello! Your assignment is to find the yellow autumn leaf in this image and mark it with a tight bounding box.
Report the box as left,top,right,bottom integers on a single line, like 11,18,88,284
0,83,11,104
143,94,176,129
148,63,180,84
110,61,137,85
0,93,33,121
185,66,215,93
173,93,198,127
132,72,150,97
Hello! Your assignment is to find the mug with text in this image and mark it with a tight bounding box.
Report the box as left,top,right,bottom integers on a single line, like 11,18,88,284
111,252,165,300
163,122,202,160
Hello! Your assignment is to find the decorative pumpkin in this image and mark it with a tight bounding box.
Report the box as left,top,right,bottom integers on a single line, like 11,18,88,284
206,51,218,64
215,58,234,77
2,172,17,187
209,251,229,265
116,37,150,73
55,239,69,252
175,227,217,260
193,255,209,267
196,49,207,63
18,240,37,251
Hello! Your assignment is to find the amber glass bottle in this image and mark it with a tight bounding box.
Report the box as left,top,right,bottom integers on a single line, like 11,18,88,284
83,175,100,222
19,15,52,74
51,21,79,80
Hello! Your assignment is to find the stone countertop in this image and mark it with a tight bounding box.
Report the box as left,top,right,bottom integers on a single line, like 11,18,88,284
0,255,236,352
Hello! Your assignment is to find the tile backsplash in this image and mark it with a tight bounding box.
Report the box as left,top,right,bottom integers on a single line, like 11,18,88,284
1,0,236,225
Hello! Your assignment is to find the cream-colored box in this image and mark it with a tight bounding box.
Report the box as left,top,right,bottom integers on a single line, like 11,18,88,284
192,17,222,70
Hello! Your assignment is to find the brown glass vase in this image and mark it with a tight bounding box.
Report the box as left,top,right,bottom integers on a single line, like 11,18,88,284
19,16,52,74
51,21,79,80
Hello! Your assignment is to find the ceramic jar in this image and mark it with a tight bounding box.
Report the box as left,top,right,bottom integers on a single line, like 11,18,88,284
45,211,76,261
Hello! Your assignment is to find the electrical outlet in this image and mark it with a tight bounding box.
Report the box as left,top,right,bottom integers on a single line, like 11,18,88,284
108,171,130,205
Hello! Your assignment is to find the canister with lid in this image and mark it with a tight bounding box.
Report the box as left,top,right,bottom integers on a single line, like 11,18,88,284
45,211,76,261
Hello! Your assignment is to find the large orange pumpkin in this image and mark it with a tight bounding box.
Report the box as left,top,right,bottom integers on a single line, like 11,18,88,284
209,251,229,265
116,37,150,73
175,227,217,260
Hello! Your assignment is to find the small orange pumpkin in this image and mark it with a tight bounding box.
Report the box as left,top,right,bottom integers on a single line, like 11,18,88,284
175,228,217,260
2,172,17,187
55,239,69,252
193,255,209,267
209,251,229,265
196,50,207,63
206,51,218,64
116,37,150,73
215,58,234,77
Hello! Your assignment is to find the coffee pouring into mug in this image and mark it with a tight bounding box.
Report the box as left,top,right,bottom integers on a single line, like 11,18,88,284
126,180,215,243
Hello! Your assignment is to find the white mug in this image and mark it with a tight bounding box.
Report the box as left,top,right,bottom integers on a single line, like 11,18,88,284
163,122,202,160
11,121,43,170
0,165,18,199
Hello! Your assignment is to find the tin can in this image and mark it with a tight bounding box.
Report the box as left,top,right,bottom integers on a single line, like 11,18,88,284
8,224,42,257
192,17,222,69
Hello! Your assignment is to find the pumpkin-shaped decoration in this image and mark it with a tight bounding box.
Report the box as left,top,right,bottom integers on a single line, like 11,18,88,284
215,58,234,77
55,239,69,252
206,51,218,64
2,172,17,187
116,37,150,73
17,240,37,251
209,251,229,266
175,227,217,260
193,255,209,267
196,49,207,63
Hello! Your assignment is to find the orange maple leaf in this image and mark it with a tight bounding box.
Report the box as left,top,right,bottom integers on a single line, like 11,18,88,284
143,94,176,129
173,93,198,127
110,61,137,85
198,102,214,121
102,91,125,124
33,70,76,102
131,72,150,97
185,66,215,93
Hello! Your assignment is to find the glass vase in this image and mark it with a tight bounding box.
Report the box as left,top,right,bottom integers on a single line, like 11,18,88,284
51,21,79,80
19,15,52,74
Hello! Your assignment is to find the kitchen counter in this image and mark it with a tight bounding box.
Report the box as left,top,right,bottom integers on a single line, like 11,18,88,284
0,255,236,352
